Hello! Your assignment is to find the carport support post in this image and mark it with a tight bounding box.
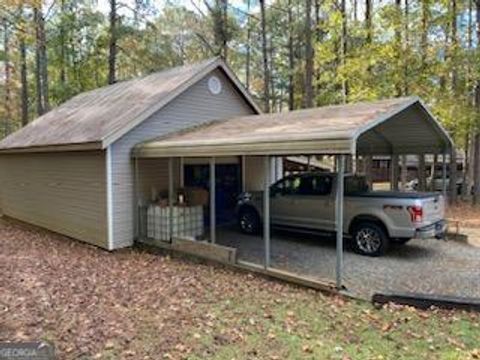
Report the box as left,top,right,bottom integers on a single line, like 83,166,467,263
264,155,271,269
335,155,345,289
210,157,216,244
168,157,174,242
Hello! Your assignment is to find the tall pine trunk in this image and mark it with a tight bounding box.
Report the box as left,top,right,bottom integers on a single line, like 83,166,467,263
3,20,11,137
20,35,28,126
449,0,458,203
108,0,117,84
340,0,348,103
245,0,251,90
473,0,480,205
287,0,294,110
34,6,48,115
304,0,314,108
259,0,270,112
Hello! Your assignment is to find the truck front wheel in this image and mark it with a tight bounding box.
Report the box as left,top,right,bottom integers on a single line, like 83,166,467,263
351,222,390,257
238,207,261,235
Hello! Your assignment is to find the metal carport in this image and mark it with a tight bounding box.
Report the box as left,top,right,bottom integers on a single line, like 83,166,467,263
133,96,453,290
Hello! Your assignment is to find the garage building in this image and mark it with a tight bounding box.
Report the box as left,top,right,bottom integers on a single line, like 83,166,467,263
0,58,262,250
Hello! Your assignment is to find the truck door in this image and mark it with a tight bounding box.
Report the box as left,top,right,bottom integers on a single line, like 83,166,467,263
270,175,302,227
295,174,335,231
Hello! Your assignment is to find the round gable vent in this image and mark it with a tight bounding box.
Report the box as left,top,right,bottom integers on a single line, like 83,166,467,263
208,76,222,95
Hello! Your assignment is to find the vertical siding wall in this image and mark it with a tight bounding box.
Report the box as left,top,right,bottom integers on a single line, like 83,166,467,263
0,151,108,247
110,69,257,249
245,156,284,191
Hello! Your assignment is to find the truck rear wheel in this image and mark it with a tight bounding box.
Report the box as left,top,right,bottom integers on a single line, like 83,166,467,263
351,222,390,256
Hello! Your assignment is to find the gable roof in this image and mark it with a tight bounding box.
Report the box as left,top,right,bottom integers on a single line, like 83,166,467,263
0,57,261,153
134,96,453,157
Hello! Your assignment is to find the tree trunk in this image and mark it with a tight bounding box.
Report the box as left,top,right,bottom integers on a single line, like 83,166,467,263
259,0,270,112
108,0,117,84
340,0,348,103
394,0,402,97
3,20,11,137
245,0,251,90
287,0,294,110
473,0,480,205
420,0,429,70
60,0,66,87
304,0,314,108
20,35,28,126
221,0,228,61
269,37,276,111
365,0,372,44
451,0,458,91
34,6,48,115
403,0,409,95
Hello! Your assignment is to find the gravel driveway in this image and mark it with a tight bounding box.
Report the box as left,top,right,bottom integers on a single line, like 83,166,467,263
217,227,480,299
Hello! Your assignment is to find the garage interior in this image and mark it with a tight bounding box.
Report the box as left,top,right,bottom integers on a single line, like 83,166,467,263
132,97,471,298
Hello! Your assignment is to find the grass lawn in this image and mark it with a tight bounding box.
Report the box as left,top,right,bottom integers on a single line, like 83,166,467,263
0,218,479,360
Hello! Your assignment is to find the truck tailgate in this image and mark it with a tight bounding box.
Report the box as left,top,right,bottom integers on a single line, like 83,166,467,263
422,194,444,224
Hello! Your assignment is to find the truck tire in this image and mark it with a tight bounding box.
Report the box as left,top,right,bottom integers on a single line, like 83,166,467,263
351,222,390,256
238,207,261,235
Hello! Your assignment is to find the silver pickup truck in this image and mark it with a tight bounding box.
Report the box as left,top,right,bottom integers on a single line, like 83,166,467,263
236,172,446,256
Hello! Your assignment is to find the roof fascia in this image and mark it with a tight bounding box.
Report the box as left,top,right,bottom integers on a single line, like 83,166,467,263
0,141,103,154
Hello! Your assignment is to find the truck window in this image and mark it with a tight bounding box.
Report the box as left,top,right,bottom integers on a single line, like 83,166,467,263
272,176,301,196
345,176,369,194
297,175,332,196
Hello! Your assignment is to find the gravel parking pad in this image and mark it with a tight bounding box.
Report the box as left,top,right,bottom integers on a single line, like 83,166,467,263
217,227,480,299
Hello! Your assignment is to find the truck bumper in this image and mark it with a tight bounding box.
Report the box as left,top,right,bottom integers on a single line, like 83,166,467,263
415,220,447,240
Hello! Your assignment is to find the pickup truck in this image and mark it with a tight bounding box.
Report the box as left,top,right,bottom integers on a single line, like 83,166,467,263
236,172,446,256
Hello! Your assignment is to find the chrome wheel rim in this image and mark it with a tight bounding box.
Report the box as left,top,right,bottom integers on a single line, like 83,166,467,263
355,228,381,254
240,213,254,233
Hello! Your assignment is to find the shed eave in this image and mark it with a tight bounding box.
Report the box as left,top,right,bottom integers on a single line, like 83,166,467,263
0,141,103,154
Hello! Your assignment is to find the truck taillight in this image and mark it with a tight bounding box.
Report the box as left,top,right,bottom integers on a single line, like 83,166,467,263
407,205,423,223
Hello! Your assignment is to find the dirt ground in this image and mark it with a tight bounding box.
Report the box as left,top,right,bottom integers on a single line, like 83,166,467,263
1,217,480,360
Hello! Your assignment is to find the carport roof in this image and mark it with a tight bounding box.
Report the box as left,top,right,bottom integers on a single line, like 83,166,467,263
134,96,453,158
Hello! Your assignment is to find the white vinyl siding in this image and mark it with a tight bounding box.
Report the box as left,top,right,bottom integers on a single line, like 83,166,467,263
110,68,257,249
0,151,107,247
